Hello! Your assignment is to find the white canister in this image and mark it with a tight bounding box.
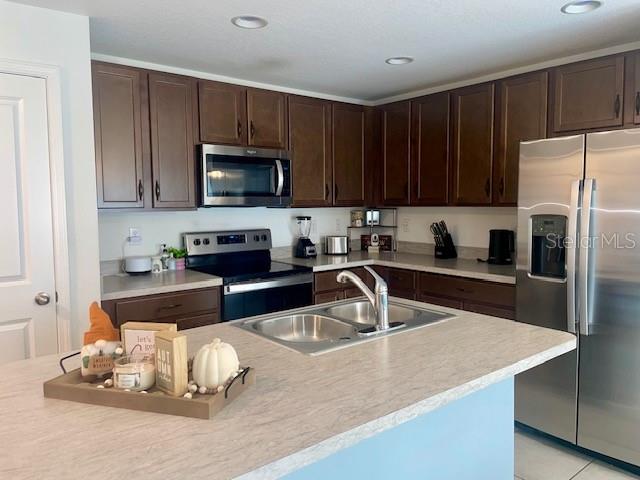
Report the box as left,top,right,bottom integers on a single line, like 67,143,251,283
167,258,177,270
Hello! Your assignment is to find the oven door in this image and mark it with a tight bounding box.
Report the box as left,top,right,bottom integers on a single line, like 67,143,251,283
222,274,313,321
200,144,291,207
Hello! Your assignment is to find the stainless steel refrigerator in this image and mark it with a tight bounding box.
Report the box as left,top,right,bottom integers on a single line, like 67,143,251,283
516,128,640,466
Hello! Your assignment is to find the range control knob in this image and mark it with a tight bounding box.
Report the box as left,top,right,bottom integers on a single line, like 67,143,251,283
254,235,260,242
203,238,210,245
193,239,201,246
261,234,268,241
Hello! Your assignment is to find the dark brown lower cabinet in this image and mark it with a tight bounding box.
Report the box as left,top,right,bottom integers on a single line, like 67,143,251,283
314,267,514,319
101,287,221,330
418,272,515,319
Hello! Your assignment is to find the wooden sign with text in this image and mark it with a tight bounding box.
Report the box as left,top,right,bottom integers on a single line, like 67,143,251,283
155,330,188,397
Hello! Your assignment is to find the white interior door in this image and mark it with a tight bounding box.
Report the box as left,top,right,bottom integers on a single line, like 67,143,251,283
0,72,58,364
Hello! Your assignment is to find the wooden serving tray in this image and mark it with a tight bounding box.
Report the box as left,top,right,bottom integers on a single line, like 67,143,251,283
43,367,255,420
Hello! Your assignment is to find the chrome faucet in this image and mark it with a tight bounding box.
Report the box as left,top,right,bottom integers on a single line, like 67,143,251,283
336,266,389,331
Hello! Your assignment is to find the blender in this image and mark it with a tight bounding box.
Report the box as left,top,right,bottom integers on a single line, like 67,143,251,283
294,216,317,258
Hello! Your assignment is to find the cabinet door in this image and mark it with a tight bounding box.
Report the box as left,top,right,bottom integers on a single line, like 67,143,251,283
289,96,332,207
552,56,624,132
494,72,548,206
381,101,411,205
411,92,450,205
247,89,288,149
333,103,365,206
451,83,495,205
198,80,247,145
148,72,196,209
634,52,640,125
92,63,146,208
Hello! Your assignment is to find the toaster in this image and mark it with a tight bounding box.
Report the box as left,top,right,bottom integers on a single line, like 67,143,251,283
325,236,349,255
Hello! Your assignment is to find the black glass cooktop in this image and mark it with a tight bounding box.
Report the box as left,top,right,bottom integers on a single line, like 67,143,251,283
186,251,310,285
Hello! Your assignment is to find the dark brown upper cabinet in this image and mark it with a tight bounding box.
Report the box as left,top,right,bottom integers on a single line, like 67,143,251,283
634,52,640,125
451,83,495,206
551,56,625,133
494,72,548,206
288,96,333,207
92,63,146,209
247,89,288,149
198,80,247,145
148,72,196,209
332,103,365,206
410,92,450,206
381,101,411,206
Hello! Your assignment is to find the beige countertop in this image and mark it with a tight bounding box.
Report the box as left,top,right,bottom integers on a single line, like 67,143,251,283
281,251,516,284
101,269,223,301
0,298,573,480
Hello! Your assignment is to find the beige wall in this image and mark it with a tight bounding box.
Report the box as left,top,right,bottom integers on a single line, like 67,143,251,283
0,0,100,348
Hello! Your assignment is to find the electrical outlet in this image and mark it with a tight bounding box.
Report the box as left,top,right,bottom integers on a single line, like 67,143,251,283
128,227,142,244
335,218,342,233
402,219,410,233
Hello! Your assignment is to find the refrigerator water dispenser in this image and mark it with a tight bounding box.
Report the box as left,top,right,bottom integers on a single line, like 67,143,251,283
530,215,566,279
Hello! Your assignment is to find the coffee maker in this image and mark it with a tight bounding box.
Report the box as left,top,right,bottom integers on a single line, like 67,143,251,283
294,216,317,258
487,229,515,265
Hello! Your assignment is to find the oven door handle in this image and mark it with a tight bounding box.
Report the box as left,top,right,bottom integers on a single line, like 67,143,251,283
275,159,284,196
224,273,312,295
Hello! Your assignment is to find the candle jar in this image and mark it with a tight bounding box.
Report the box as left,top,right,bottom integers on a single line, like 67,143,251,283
113,354,156,391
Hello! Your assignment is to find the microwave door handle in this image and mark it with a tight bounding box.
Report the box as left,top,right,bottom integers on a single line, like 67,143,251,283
275,160,284,196
566,179,581,334
579,178,594,336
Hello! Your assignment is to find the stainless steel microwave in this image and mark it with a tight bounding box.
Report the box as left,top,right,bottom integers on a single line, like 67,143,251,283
199,144,291,207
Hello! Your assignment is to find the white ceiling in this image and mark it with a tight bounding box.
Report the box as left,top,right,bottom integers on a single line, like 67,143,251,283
10,0,640,102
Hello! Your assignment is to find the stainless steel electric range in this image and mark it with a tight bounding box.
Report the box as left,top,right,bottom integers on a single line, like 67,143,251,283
184,229,313,321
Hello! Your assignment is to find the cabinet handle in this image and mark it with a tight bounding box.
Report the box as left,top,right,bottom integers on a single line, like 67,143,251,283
499,177,504,197
250,121,255,139
155,180,160,201
325,184,330,200
484,178,490,198
159,303,183,310
636,92,640,116
138,179,143,201
334,184,339,200
237,120,242,137
614,94,621,118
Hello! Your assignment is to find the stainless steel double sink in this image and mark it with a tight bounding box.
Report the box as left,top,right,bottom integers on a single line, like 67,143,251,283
235,298,454,355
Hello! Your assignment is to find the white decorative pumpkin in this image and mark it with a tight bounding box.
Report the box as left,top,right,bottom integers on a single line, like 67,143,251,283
192,339,240,389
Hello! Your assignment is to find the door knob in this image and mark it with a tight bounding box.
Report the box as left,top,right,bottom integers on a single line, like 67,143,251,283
35,292,50,306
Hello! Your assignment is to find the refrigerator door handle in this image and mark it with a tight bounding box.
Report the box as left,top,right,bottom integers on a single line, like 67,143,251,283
566,179,581,334
579,177,595,336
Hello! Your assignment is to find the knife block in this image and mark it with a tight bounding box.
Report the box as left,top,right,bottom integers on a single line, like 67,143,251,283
434,234,457,259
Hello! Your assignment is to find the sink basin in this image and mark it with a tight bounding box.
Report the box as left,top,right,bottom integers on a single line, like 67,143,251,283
237,299,455,355
326,301,418,325
325,301,449,326
251,314,355,343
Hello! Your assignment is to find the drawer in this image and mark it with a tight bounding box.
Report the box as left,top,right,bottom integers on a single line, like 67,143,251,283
418,293,463,310
418,273,515,308
314,270,345,293
390,289,417,301
175,312,221,330
314,267,374,293
344,287,366,299
114,288,219,324
386,268,416,292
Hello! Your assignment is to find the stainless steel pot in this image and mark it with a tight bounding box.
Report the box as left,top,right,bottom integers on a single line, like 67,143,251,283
325,236,349,255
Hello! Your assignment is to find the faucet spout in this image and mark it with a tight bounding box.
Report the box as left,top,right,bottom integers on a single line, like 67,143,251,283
336,266,390,331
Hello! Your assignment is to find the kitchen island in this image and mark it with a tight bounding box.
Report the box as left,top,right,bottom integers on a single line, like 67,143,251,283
0,299,574,479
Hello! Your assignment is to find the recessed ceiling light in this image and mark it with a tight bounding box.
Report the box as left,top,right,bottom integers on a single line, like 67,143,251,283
561,0,602,14
385,57,414,65
231,16,268,29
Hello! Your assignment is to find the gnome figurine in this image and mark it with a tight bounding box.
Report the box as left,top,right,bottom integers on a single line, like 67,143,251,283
80,302,123,378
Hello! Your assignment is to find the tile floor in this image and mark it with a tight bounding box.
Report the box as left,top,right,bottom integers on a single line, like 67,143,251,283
515,428,640,480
